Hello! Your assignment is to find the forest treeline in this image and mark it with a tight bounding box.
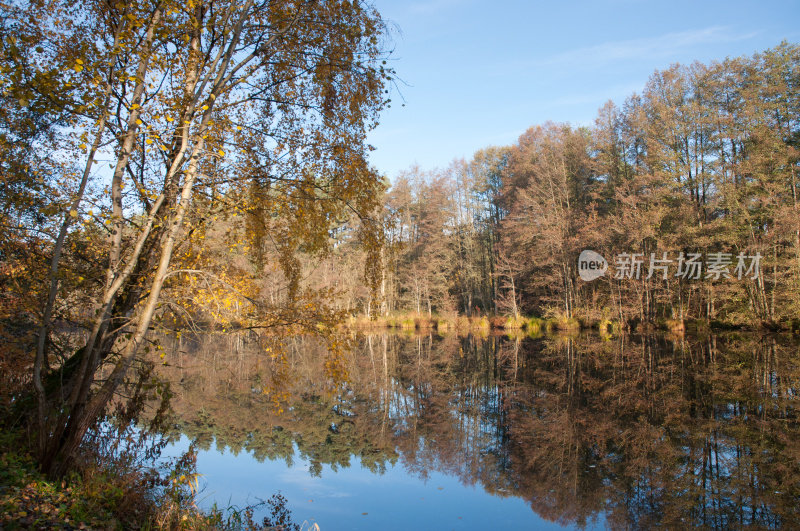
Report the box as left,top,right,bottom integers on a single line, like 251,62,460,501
311,43,799,328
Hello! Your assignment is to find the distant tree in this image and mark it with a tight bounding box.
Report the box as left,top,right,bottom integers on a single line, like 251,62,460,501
500,123,596,317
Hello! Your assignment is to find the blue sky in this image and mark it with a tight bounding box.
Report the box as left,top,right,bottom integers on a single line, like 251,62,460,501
365,0,800,179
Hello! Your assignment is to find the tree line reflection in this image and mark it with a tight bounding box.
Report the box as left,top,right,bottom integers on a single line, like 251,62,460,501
150,331,800,528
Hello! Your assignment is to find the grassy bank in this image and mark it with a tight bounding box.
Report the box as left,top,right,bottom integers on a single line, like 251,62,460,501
348,312,800,336
347,312,622,336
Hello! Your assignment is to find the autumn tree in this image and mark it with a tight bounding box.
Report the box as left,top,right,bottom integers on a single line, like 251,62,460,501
450,151,508,314
1,0,393,476
392,167,457,315
500,123,596,318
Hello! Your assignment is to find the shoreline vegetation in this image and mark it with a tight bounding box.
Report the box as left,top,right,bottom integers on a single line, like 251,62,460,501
137,309,800,336
0,418,308,530
346,312,800,336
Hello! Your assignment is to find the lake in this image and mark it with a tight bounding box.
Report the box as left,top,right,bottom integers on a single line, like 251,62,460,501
150,330,800,529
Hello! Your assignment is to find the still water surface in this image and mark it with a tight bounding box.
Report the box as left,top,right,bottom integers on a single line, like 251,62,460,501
154,331,799,529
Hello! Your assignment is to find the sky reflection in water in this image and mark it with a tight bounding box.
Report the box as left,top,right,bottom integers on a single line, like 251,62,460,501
165,436,578,530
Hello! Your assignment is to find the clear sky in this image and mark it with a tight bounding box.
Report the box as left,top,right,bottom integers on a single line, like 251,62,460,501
365,0,800,179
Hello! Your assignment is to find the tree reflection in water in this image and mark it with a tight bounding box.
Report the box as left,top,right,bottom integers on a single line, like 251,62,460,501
149,331,800,529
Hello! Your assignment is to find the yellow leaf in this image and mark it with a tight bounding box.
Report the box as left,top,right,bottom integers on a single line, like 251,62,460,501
218,150,225,156
69,210,77,218
136,119,142,125
146,139,153,144
79,143,87,150
166,116,174,122
74,65,83,72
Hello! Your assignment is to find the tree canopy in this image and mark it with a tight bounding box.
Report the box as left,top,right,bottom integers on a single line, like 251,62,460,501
0,0,393,477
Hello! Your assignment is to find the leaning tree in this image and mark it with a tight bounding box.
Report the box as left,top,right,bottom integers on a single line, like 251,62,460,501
0,0,393,477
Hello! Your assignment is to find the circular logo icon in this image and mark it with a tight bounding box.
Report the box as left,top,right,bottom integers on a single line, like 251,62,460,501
578,250,607,281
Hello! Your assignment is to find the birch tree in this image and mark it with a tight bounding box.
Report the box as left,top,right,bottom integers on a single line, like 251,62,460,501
1,0,392,476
